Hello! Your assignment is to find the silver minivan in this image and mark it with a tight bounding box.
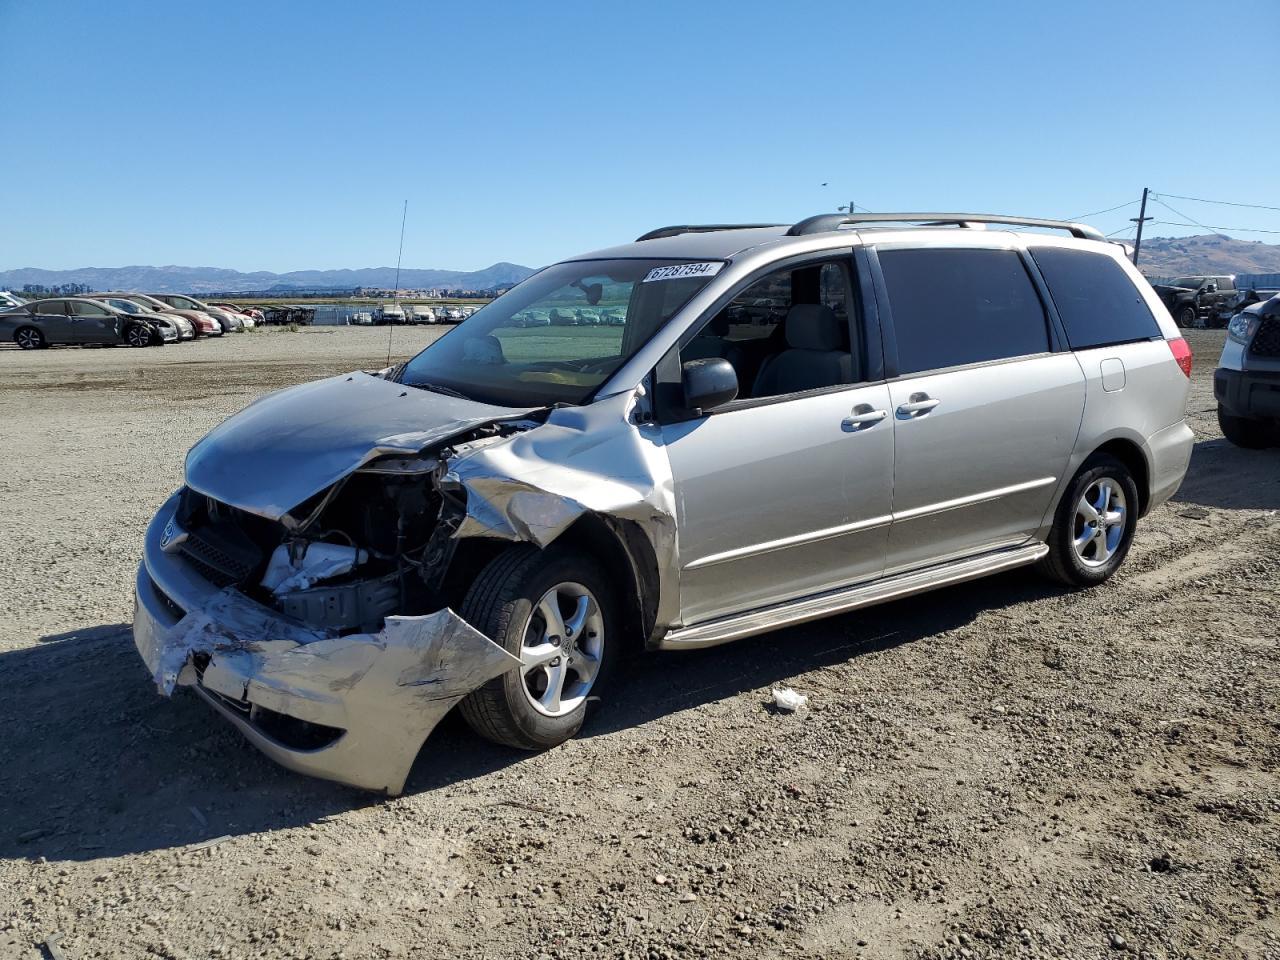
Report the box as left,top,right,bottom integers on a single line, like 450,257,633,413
133,213,1195,793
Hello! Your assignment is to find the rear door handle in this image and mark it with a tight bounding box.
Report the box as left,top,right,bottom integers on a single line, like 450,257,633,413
843,404,888,429
896,393,941,418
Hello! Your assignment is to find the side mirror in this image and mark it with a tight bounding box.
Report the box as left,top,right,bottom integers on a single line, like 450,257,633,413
682,358,738,414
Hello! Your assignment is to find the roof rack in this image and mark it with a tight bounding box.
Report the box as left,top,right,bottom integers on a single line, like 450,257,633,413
635,223,786,242
785,213,1105,241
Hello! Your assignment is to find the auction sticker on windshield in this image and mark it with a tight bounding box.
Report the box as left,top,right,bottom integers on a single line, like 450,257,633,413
642,262,724,283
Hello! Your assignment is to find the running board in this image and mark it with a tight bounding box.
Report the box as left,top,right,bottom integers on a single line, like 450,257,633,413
658,543,1049,650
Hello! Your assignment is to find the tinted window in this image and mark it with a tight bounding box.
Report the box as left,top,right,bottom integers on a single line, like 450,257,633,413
71,300,111,316
1218,277,1235,291
878,249,1049,374
1029,247,1162,350
37,300,66,315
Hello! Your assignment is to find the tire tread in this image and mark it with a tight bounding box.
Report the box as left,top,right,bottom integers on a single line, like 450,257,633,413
456,545,548,748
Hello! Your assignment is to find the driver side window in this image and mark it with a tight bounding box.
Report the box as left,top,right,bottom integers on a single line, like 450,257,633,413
680,259,859,400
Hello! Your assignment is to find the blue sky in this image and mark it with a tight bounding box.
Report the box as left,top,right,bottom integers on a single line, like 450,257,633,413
2,0,1277,272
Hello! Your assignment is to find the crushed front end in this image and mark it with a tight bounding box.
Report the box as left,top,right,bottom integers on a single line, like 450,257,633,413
131,372,537,794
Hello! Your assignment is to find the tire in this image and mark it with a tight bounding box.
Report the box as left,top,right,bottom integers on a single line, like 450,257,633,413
1218,403,1275,449
1037,453,1140,587
14,326,46,350
125,324,153,348
458,544,619,750
1177,304,1198,328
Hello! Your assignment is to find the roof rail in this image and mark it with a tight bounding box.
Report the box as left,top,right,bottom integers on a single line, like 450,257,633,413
785,213,1106,242
636,223,785,242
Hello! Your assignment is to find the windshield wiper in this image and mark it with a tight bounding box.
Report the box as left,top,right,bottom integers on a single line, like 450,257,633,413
408,380,471,401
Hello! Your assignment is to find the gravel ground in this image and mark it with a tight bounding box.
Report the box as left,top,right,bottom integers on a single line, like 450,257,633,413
0,327,1276,960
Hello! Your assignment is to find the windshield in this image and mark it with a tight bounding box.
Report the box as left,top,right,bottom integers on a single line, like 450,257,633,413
400,258,722,406
105,298,143,314
1170,277,1204,289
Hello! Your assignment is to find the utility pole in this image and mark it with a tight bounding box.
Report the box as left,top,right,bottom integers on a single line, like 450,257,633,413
838,201,855,216
1131,187,1152,266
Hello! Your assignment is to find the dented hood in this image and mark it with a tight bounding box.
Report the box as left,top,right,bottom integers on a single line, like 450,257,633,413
185,371,534,520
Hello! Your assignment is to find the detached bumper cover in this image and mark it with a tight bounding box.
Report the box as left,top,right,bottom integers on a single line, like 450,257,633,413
133,495,520,794
1215,367,1280,419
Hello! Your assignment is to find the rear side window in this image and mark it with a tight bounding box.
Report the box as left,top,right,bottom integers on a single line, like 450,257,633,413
1029,247,1161,349
71,301,111,316
878,248,1049,375
38,300,66,315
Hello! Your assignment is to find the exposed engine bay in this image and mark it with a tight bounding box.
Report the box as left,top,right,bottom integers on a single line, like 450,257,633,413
169,422,526,633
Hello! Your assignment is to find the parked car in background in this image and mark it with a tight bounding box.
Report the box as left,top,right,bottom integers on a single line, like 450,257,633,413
109,293,222,337
441,307,465,323
0,291,28,310
374,303,406,325
149,294,242,333
95,296,193,341
1152,275,1238,329
404,305,438,324
1,296,170,348
208,303,257,329
1215,294,1280,448
132,211,1194,794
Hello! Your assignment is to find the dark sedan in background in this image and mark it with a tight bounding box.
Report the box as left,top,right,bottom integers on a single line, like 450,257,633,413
0,297,173,349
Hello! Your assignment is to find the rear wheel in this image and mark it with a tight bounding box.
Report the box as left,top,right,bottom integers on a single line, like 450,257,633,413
1218,403,1275,448
14,327,46,350
458,545,618,750
1038,454,1139,587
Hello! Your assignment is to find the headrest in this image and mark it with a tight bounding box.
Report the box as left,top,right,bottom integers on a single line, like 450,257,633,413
785,304,843,351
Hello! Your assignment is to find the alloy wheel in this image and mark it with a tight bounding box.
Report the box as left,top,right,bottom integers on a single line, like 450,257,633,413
127,326,152,347
15,329,42,350
519,582,605,718
1072,478,1127,567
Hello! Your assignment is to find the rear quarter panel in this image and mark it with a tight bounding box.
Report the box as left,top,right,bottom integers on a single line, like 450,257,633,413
1050,340,1192,526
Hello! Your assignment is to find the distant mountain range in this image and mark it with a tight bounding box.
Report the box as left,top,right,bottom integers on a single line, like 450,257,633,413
6,233,1279,295
0,262,537,294
1135,234,1280,277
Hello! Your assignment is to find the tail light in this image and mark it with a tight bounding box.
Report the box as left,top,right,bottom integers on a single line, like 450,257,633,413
1167,337,1193,378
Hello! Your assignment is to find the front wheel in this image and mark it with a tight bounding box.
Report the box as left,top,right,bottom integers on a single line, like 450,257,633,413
1218,403,1275,449
125,324,153,348
1037,454,1140,587
458,545,619,750
1177,304,1198,328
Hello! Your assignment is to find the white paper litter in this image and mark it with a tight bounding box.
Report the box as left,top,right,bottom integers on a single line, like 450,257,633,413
260,543,367,595
771,687,809,713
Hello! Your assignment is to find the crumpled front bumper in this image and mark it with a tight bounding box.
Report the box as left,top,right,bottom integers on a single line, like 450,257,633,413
133,493,520,794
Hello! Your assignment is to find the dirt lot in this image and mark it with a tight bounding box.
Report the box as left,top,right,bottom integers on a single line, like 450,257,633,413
0,327,1276,960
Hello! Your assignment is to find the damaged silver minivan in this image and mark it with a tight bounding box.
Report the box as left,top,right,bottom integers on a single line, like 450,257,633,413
134,213,1195,793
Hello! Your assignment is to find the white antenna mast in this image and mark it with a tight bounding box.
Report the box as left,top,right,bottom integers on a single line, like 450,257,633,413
387,199,408,367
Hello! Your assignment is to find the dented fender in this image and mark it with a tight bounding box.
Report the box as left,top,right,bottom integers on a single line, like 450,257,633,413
442,390,682,638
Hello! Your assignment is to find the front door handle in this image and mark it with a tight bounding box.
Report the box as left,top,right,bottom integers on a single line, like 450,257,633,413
896,393,941,418
843,404,888,429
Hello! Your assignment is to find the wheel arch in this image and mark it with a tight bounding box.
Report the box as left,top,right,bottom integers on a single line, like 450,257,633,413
445,513,661,655
1088,436,1152,517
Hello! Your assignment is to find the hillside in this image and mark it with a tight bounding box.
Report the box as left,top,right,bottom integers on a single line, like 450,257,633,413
1136,234,1280,277
0,262,536,295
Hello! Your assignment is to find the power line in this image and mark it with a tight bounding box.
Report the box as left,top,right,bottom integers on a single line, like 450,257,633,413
1151,197,1229,236
1155,192,1280,214
1063,199,1138,221
1151,219,1280,236
1106,226,1135,238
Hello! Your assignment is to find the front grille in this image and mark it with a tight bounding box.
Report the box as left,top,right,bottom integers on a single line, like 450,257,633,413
180,549,239,588
177,503,270,588
1250,317,1280,358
